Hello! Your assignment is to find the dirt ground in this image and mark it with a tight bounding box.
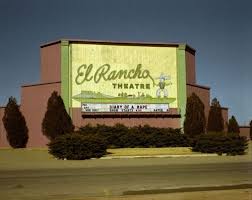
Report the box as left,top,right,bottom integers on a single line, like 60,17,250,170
80,189,252,200
0,143,251,200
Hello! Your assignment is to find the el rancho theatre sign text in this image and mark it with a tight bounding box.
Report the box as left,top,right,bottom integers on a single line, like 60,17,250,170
70,44,178,112
75,63,155,90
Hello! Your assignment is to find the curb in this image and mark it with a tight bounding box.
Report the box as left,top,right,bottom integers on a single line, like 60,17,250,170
123,183,252,195
100,154,220,159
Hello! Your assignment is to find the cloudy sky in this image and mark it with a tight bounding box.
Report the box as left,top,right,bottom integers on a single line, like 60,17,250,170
0,0,251,124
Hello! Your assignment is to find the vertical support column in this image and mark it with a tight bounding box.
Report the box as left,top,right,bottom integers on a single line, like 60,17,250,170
61,40,70,114
177,44,187,130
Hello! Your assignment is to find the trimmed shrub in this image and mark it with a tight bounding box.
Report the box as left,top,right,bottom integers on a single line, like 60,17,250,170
193,132,248,155
228,116,240,134
2,97,28,148
42,91,74,141
48,133,107,160
78,124,190,148
184,93,206,136
207,98,224,132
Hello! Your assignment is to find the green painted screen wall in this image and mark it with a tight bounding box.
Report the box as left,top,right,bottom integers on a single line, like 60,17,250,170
60,40,70,114
60,40,187,126
177,45,187,128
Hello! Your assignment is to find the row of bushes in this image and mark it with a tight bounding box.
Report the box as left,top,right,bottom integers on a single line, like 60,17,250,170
48,124,248,160
77,124,189,148
49,124,190,159
193,132,248,155
48,134,107,160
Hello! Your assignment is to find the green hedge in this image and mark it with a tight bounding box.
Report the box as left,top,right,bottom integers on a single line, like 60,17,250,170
48,133,107,160
192,132,248,155
48,124,248,160
77,124,190,148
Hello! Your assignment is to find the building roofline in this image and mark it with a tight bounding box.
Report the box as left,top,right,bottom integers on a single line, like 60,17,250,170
186,83,211,90
40,39,196,53
40,40,61,48
21,81,61,88
208,105,228,110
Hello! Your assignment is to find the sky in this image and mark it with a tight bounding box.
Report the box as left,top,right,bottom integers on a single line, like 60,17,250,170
0,0,251,125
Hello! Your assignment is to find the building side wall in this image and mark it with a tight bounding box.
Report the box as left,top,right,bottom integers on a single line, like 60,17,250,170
185,51,196,84
239,127,250,140
221,108,229,132
0,107,9,147
186,84,210,121
20,82,61,147
41,43,61,83
186,84,228,132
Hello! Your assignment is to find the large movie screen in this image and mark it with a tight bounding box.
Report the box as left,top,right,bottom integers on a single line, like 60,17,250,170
71,44,178,112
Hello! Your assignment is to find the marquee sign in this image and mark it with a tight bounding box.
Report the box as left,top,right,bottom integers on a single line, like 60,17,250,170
81,103,169,113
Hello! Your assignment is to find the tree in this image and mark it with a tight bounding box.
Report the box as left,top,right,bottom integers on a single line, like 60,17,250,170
184,93,206,136
42,91,74,141
207,98,224,132
250,120,252,139
227,115,240,134
2,97,28,148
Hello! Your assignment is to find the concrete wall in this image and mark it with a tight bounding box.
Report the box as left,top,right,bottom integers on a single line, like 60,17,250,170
21,82,61,147
40,43,61,83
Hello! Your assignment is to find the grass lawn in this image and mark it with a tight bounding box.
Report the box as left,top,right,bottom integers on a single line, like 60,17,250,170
107,141,252,157
107,147,201,156
0,146,199,170
0,142,250,171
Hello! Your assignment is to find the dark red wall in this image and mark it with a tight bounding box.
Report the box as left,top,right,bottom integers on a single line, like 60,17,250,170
20,82,61,147
186,83,210,121
41,43,61,83
186,51,196,84
239,126,250,140
0,107,9,147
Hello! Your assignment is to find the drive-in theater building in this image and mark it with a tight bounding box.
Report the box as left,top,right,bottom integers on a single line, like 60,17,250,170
0,39,231,147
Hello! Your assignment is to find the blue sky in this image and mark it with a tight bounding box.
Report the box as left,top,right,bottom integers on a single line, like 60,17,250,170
0,0,251,125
